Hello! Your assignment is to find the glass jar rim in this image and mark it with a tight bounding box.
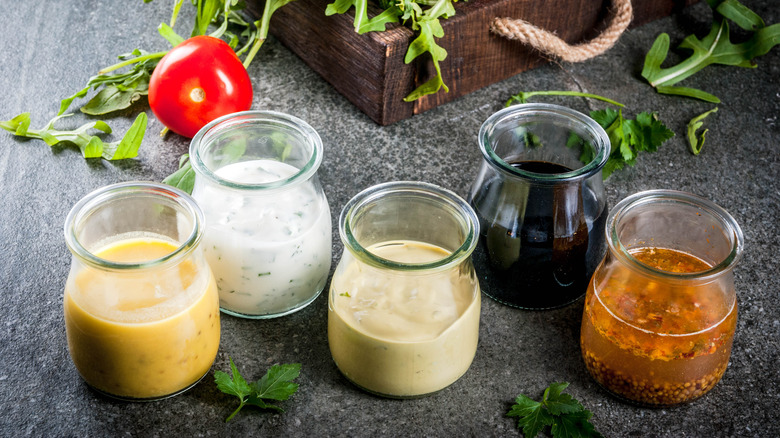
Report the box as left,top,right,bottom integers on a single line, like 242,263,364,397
189,110,323,191
478,103,610,183
63,181,204,271
339,181,480,272
607,189,744,281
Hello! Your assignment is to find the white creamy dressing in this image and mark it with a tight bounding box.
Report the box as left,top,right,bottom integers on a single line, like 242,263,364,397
195,159,331,317
328,240,480,397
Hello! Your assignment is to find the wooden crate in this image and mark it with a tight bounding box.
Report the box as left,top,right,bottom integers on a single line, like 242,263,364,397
249,0,696,125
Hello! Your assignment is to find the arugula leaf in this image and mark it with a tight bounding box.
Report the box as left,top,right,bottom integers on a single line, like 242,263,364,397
506,91,624,108
687,107,718,155
214,357,301,422
508,382,603,438
62,49,163,116
589,108,674,179
0,111,147,161
162,154,196,194
641,1,780,103
402,0,456,101
325,0,399,34
327,0,457,102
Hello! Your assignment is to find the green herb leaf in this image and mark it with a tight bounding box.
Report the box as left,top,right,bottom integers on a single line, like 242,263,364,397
215,358,301,422
641,1,780,103
0,111,146,161
158,22,185,46
687,107,718,155
506,91,624,108
508,394,554,438
250,363,301,401
215,357,253,400
508,382,603,438
325,0,398,34
589,108,674,179
162,154,196,194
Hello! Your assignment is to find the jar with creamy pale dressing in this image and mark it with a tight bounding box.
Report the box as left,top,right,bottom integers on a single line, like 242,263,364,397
190,111,332,319
328,181,481,398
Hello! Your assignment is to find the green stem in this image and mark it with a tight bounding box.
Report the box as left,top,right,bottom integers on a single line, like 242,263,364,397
506,91,625,107
98,51,168,74
225,401,245,422
242,38,265,69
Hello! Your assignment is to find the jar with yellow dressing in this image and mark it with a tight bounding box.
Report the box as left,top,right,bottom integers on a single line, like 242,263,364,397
63,182,220,401
328,182,481,398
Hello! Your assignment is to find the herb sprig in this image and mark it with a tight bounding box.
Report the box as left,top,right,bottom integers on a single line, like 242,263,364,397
505,91,674,179
641,0,780,103
214,357,301,422
327,0,458,101
0,111,147,161
507,382,603,438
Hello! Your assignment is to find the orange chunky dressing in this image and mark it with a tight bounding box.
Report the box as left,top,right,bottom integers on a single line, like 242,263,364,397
581,247,737,406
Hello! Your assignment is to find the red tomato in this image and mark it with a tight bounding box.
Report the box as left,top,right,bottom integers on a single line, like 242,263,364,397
148,35,253,138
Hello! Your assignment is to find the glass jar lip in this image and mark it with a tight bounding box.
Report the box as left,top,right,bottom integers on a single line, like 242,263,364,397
189,110,323,191
607,189,745,281
479,103,610,183
339,181,480,272
63,181,204,271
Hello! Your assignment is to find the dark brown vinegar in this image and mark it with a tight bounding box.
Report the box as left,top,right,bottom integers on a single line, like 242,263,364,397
470,161,607,309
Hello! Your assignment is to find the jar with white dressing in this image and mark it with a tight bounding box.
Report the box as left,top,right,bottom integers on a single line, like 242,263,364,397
190,111,332,319
328,181,481,398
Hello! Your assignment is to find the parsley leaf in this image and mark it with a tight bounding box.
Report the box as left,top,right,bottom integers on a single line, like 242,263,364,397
214,357,301,422
508,382,603,438
589,108,674,179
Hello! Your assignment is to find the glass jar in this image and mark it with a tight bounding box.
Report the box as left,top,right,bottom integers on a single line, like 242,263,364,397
190,110,332,319
468,104,610,309
328,182,481,398
580,190,744,406
63,182,220,401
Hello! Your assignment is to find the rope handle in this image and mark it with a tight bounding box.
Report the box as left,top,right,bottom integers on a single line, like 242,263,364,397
490,0,633,62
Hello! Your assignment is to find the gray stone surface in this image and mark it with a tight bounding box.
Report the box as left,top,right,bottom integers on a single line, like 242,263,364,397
0,0,778,436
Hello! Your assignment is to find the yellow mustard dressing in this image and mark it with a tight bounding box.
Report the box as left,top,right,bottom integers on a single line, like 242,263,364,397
64,238,220,399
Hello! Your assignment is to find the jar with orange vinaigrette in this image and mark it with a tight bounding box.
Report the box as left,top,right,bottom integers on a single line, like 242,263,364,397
580,190,743,406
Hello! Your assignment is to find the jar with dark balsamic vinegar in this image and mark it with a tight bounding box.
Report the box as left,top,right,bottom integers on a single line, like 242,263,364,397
467,104,610,309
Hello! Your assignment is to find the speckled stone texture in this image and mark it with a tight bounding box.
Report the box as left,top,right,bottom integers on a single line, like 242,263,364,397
0,1,778,436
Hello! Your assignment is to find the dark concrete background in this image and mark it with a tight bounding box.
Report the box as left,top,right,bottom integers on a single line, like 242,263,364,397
0,1,777,436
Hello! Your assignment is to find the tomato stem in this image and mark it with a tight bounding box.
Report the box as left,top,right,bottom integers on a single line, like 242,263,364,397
99,51,168,75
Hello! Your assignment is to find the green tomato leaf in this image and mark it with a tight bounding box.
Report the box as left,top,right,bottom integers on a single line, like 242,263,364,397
687,107,718,155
